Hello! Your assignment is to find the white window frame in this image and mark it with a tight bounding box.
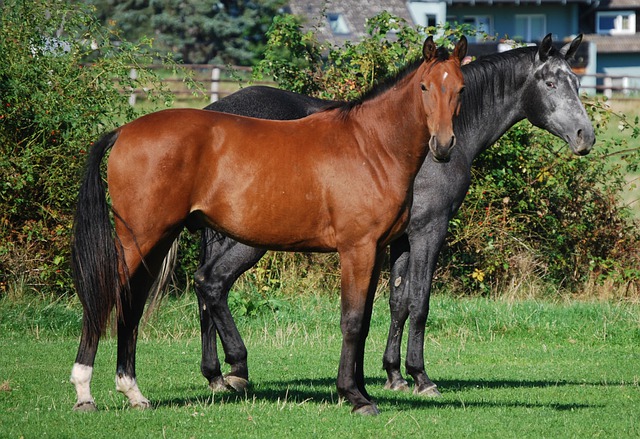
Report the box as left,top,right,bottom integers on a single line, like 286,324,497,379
514,14,547,42
596,11,636,35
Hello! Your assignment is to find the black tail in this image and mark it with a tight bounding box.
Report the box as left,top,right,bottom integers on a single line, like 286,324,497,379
71,131,121,337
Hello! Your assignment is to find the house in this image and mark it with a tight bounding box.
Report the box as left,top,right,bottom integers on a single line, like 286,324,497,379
287,0,640,95
581,0,640,94
286,0,414,45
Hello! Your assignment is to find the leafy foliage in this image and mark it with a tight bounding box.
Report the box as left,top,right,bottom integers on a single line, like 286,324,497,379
0,0,177,296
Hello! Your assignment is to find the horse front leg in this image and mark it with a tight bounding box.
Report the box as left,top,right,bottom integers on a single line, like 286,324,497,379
195,229,266,392
383,234,411,392
336,245,381,415
404,224,448,397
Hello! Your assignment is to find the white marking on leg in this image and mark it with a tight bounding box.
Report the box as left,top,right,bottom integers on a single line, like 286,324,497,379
70,363,95,408
115,373,150,408
394,276,402,288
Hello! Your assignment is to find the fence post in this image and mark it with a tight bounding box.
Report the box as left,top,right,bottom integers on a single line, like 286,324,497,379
210,67,220,103
128,68,138,106
622,77,629,96
603,76,613,99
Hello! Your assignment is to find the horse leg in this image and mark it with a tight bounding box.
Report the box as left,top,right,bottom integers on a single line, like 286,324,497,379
114,225,178,409
70,317,102,411
114,265,157,408
383,235,411,392
194,229,266,391
196,294,225,391
404,225,448,397
354,250,385,401
336,245,380,415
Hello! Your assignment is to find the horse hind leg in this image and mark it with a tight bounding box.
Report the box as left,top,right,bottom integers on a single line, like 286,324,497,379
195,230,266,392
70,317,102,411
115,236,178,409
114,266,156,408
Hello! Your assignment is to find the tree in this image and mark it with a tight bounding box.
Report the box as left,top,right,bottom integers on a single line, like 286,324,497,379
90,0,285,65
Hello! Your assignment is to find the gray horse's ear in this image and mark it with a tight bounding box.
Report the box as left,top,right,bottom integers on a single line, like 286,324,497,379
560,34,583,60
423,36,436,61
538,33,553,62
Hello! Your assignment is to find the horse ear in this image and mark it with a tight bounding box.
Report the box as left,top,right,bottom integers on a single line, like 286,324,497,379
453,35,468,62
560,34,583,60
538,33,553,62
423,36,436,61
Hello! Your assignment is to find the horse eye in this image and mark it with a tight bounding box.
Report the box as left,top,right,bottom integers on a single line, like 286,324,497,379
421,83,427,92
546,81,556,89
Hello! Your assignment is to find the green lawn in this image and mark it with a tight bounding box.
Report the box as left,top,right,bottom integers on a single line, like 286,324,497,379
1,293,639,438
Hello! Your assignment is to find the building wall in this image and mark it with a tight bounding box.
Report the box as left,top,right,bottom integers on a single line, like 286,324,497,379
446,4,581,41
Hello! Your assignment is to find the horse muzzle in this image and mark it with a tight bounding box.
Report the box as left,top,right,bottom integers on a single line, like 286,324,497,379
567,127,595,156
429,134,456,163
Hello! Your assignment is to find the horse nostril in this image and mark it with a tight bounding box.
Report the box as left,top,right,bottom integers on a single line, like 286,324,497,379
577,129,583,140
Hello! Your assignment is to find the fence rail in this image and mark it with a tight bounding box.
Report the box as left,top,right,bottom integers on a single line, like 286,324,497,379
126,64,275,105
124,65,640,105
578,73,640,98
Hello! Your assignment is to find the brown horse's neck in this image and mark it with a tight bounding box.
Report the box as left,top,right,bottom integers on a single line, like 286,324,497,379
345,67,431,176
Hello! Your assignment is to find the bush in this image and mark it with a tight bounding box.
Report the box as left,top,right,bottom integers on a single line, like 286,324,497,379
0,0,178,296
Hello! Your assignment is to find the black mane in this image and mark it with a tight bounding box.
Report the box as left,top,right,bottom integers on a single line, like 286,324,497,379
326,46,452,115
456,46,538,132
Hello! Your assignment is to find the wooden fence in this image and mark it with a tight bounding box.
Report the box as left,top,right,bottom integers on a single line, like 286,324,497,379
127,64,275,105
578,73,640,98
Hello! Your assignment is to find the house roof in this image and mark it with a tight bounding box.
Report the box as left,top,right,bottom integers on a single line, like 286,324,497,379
583,34,640,53
596,0,640,8
287,0,414,44
446,0,596,4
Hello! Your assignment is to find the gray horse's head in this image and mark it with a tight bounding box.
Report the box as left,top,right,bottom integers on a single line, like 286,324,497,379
522,34,595,156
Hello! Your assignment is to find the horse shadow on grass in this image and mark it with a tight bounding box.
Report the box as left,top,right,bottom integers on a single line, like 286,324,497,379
152,376,604,411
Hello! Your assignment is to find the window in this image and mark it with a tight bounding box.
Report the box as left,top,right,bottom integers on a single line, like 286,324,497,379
463,16,492,42
597,11,636,35
327,13,350,35
515,14,547,42
425,14,437,28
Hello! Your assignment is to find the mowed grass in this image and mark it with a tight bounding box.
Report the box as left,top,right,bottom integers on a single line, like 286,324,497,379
1,292,639,438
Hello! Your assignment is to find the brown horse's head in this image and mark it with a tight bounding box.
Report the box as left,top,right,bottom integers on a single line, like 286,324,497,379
419,36,467,163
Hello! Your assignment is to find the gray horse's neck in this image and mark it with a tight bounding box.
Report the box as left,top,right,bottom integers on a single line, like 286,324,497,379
455,48,535,165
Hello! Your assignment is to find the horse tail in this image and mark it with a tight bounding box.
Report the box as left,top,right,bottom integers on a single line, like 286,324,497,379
71,130,121,337
144,238,179,319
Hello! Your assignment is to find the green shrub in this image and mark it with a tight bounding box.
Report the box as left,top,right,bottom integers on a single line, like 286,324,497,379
0,0,178,296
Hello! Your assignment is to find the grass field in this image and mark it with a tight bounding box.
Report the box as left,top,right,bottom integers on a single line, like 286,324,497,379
1,291,639,438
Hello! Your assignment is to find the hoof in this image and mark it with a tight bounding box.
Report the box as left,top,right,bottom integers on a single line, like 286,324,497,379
209,377,229,393
352,403,380,416
73,400,97,412
224,375,249,393
131,399,151,410
413,383,442,397
384,378,410,392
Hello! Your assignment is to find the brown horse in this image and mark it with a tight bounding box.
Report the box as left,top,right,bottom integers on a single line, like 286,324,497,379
69,36,467,415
